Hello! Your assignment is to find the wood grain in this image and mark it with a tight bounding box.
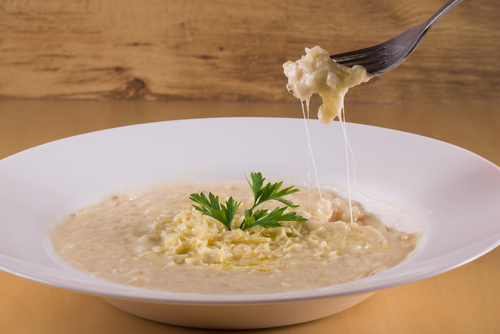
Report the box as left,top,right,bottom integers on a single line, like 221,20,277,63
0,0,498,104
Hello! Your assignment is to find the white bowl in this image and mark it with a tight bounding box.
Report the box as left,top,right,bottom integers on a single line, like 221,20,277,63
1,117,499,329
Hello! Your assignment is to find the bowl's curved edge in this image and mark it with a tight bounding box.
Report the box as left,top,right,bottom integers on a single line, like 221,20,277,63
101,291,376,329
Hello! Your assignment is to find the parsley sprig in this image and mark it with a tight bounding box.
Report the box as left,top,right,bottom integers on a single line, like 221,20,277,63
189,172,307,231
189,192,240,231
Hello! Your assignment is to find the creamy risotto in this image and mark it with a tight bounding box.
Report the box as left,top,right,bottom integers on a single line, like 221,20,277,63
283,45,369,124
51,181,417,295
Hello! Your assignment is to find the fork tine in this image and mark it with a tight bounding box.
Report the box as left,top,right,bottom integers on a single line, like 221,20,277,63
330,45,385,62
359,59,388,71
335,50,386,67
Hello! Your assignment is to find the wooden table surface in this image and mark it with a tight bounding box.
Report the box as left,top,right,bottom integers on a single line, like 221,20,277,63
0,99,499,333
1,0,499,105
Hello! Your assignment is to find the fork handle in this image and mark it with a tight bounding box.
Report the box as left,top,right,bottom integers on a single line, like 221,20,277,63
423,0,464,32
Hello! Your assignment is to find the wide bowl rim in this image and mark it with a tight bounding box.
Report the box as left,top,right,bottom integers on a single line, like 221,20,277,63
1,117,499,305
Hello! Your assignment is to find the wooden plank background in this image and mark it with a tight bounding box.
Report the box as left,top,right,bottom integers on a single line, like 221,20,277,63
0,0,498,104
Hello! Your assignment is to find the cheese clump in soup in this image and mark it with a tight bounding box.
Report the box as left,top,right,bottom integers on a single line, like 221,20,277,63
283,46,369,124
51,182,417,295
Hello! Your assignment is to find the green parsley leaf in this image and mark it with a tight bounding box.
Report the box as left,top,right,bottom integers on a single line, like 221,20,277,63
190,173,307,231
189,192,241,231
246,172,301,210
250,206,305,229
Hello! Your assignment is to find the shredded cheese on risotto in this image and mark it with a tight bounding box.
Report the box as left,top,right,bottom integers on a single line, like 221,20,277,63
146,198,389,271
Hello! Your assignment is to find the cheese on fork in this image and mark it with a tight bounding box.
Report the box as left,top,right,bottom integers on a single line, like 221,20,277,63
283,46,369,124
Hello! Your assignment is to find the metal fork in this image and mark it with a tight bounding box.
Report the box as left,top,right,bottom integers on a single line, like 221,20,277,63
330,0,463,76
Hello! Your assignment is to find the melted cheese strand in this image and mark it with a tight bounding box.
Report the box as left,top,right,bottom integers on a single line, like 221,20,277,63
339,107,354,224
302,100,312,211
301,100,323,205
